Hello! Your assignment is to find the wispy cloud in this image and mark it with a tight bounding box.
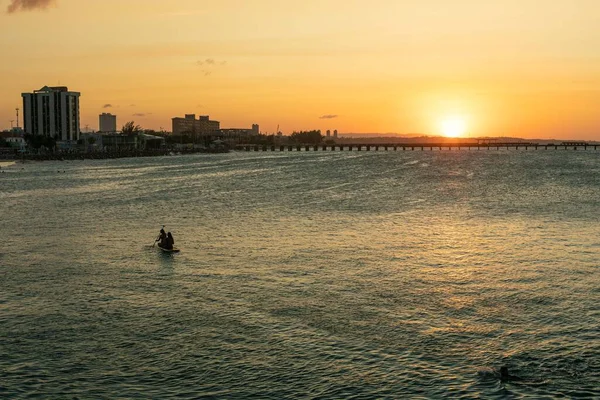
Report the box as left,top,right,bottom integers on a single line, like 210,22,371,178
103,104,113,108
133,113,151,117
197,58,224,66
7,0,56,14
319,114,339,119
196,58,226,77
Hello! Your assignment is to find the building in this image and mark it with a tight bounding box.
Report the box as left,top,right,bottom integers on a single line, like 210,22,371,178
333,130,338,139
172,114,220,136
0,131,26,150
326,130,331,138
220,124,259,137
99,113,117,133
22,86,81,141
81,132,164,151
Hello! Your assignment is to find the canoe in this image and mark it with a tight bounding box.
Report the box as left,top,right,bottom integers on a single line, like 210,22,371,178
158,245,180,253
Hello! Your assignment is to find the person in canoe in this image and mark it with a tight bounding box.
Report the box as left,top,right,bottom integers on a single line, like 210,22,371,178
164,232,175,250
156,228,167,247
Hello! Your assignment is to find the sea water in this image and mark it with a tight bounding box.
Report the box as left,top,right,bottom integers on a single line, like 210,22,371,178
1,150,599,398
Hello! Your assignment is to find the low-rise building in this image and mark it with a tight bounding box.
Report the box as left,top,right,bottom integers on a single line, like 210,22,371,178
172,114,220,136
219,124,259,142
80,132,165,151
0,132,26,150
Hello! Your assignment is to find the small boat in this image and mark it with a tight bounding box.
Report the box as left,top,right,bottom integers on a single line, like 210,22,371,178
157,245,180,253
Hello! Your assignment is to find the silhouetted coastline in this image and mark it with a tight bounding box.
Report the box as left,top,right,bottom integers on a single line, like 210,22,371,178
0,147,228,162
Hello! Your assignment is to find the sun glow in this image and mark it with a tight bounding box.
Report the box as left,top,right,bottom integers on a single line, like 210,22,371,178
440,117,467,138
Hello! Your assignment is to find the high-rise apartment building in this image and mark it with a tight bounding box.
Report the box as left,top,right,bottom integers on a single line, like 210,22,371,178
22,86,81,141
99,113,117,133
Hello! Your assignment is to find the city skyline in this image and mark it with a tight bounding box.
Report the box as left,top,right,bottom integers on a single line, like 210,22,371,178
1,1,600,139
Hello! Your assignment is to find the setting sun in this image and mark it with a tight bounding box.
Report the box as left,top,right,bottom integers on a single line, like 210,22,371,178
440,117,467,138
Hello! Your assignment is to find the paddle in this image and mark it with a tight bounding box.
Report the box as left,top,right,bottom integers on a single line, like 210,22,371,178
152,225,166,247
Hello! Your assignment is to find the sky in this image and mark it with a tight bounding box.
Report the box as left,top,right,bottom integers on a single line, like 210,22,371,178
1,0,599,139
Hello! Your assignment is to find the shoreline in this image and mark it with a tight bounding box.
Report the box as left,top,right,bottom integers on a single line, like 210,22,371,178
0,148,228,163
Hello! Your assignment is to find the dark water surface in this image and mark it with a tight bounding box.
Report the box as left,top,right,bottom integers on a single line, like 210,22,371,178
1,150,599,399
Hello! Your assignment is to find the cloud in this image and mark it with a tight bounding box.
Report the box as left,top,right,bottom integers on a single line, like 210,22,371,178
319,114,339,119
7,0,56,13
197,58,226,66
196,58,226,77
103,104,113,108
133,113,151,117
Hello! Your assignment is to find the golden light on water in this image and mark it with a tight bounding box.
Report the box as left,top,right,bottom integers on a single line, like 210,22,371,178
440,117,467,138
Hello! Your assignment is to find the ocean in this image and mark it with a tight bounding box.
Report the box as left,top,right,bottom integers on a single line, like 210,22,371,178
1,150,599,399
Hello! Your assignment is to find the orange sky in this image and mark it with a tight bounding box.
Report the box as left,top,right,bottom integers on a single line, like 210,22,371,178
1,0,599,139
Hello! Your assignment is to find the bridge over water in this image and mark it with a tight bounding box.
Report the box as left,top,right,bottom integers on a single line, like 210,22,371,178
235,142,598,152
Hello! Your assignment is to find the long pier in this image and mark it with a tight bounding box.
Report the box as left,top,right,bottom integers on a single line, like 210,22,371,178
235,142,598,152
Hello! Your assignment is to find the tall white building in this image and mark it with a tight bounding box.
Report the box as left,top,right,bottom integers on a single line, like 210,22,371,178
22,86,81,141
99,113,117,133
